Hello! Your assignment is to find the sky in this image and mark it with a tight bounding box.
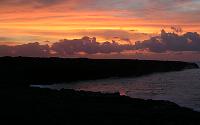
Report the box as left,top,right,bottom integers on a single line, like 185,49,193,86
0,0,200,61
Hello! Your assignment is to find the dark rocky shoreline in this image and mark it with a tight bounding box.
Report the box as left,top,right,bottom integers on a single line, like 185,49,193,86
0,57,198,86
1,87,200,124
0,57,199,124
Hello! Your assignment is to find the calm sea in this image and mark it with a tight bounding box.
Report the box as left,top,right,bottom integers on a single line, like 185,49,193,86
33,62,200,111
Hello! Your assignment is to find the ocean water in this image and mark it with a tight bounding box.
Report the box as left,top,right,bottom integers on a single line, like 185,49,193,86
34,63,200,111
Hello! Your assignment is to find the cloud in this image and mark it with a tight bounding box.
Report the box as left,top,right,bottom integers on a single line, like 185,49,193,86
0,37,13,41
1,31,200,61
0,0,86,10
135,29,200,52
73,30,152,44
51,36,134,56
0,37,135,57
171,26,183,33
0,42,50,57
23,29,152,44
0,0,65,6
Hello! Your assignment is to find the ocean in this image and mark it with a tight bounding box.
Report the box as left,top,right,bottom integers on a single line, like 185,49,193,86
34,62,200,111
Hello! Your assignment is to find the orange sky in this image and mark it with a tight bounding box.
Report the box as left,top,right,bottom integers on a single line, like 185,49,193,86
0,0,200,45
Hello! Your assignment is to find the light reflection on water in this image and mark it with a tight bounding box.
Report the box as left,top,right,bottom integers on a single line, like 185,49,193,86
34,63,200,111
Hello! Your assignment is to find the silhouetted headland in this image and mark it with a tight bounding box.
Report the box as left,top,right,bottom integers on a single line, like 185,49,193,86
0,57,198,87
1,87,200,124
0,57,200,124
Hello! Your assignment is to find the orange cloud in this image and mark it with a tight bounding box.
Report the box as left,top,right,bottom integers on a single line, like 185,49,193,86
0,0,200,45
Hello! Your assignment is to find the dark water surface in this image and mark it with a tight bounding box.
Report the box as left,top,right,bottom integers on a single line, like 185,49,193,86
33,63,200,111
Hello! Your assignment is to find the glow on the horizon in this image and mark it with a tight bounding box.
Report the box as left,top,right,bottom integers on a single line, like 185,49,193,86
0,0,200,44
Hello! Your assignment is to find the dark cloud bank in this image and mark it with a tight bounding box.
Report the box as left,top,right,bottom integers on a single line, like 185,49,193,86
135,30,200,52
1,30,200,57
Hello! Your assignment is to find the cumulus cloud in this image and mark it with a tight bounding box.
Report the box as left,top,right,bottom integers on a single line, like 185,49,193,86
51,36,134,56
135,29,200,52
0,31,200,59
171,26,183,33
0,37,135,57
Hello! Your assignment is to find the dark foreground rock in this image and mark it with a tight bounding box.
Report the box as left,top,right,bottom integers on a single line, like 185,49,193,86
0,87,200,125
0,57,198,86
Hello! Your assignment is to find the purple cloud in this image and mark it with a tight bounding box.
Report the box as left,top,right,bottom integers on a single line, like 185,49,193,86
135,30,200,52
0,42,50,57
0,31,200,58
51,36,134,56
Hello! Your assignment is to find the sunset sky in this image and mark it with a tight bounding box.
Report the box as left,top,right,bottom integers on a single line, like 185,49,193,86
0,0,200,61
